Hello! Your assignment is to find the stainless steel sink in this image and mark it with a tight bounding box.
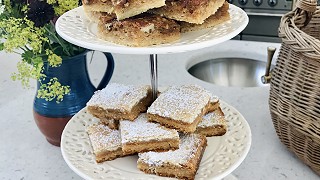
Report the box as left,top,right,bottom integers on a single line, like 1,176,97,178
188,58,273,87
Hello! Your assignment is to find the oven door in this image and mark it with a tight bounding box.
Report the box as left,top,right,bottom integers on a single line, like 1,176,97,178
239,12,283,43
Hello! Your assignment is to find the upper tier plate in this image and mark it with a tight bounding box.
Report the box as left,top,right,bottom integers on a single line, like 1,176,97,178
56,5,248,54
61,100,251,180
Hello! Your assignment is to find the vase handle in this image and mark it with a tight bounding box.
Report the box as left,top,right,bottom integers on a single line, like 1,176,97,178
95,52,115,90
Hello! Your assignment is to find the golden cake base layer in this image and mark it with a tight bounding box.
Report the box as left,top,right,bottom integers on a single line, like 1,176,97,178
87,90,152,121
113,0,165,20
147,113,202,133
196,125,227,137
95,147,124,163
148,101,210,133
196,107,227,137
137,136,207,180
122,139,179,155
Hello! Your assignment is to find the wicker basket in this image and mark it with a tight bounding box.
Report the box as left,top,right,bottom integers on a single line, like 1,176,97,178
269,0,320,175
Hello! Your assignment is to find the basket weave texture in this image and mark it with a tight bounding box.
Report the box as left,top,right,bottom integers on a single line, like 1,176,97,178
269,0,320,175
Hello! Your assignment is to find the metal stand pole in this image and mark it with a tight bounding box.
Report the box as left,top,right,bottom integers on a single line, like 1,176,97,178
149,54,158,101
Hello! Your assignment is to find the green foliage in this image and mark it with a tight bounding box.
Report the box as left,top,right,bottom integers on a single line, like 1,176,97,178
0,43,4,51
0,0,84,102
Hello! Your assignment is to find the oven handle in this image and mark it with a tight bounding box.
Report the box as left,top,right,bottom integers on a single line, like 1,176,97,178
245,12,284,17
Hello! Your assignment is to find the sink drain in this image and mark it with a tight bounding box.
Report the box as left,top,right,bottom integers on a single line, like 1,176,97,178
188,58,273,87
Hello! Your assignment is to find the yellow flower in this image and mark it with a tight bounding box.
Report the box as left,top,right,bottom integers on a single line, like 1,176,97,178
11,61,45,88
47,0,57,4
37,77,70,102
46,49,62,67
54,0,79,16
0,18,45,53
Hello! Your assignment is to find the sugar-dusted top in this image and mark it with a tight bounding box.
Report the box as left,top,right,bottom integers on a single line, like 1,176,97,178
147,84,210,123
86,124,121,154
197,108,226,128
208,91,219,104
86,83,150,112
119,113,179,144
138,134,205,166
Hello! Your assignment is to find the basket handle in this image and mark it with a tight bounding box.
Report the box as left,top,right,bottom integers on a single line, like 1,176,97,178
278,0,320,59
295,0,317,27
295,0,317,12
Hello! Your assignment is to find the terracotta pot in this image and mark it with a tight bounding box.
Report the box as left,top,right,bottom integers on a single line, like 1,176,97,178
33,112,71,146
33,51,114,146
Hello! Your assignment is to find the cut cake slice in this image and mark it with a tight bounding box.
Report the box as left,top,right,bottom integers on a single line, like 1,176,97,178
82,0,114,14
150,0,225,24
83,8,116,23
97,13,180,47
111,0,165,20
137,133,207,180
196,107,227,137
119,113,180,155
147,84,211,133
207,91,220,112
87,83,153,121
180,1,230,33
86,123,124,162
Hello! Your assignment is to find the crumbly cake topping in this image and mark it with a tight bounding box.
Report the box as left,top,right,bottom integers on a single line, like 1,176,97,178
197,109,225,128
83,0,110,5
101,14,180,34
86,124,121,153
138,134,203,166
147,85,210,123
100,13,117,23
120,113,179,144
167,0,209,9
166,0,209,13
112,0,129,7
86,83,150,112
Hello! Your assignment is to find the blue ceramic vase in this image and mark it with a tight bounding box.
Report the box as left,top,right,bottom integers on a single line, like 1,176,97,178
33,50,114,146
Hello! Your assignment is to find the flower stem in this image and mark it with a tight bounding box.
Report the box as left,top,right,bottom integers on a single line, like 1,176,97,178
24,45,31,51
43,25,71,56
12,51,22,55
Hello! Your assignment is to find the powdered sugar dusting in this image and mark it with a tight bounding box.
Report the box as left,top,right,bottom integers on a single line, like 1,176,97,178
208,91,219,103
86,83,150,112
86,124,121,153
138,134,203,166
198,109,226,128
120,113,179,144
147,85,210,123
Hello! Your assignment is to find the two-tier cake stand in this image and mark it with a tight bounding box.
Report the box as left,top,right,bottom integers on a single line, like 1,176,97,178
56,5,248,100
57,4,252,180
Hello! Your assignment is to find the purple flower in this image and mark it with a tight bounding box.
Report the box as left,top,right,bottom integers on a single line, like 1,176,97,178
27,1,54,27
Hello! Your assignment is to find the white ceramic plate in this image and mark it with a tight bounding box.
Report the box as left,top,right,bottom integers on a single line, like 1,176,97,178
61,100,251,180
56,5,248,54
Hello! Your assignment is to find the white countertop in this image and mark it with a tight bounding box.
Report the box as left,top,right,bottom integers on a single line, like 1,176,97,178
1,40,319,180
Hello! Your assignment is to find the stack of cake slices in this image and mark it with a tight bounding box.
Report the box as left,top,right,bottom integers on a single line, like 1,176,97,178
85,83,227,179
82,0,231,46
